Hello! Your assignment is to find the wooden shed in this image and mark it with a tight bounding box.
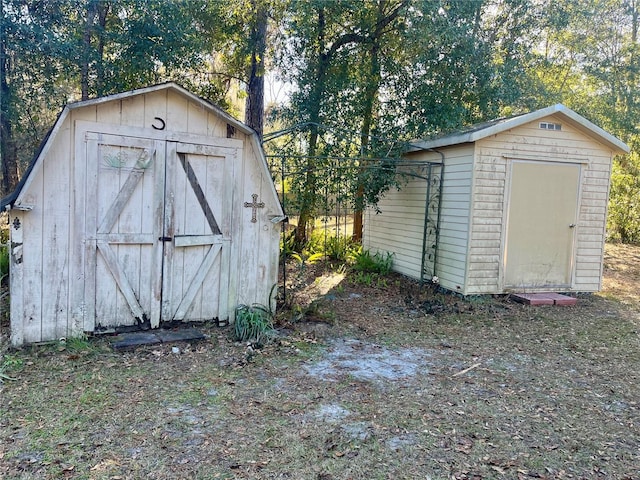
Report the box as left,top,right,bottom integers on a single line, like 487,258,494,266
363,104,629,295
2,83,284,347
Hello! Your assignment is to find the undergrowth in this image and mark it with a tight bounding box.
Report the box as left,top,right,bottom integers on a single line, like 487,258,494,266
0,353,22,383
281,230,393,276
234,286,277,346
351,249,393,275
234,304,275,346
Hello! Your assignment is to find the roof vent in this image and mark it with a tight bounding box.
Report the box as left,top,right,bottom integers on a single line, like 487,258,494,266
539,122,562,131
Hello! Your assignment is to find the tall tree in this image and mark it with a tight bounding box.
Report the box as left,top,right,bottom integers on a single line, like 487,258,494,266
244,0,269,138
0,16,18,195
276,0,411,246
352,0,408,241
0,0,229,193
0,0,70,194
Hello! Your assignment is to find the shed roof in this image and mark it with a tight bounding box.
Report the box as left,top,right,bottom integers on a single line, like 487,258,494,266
410,104,630,154
1,82,261,211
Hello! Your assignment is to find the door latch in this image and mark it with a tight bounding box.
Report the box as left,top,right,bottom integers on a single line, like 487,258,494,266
159,236,173,242
569,224,576,228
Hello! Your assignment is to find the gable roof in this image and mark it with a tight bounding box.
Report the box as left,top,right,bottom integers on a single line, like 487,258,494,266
410,104,630,154
1,83,272,212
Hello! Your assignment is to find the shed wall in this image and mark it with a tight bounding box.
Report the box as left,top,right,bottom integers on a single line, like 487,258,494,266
466,113,614,294
10,114,73,345
363,144,473,290
432,145,474,291
363,176,425,279
10,88,280,346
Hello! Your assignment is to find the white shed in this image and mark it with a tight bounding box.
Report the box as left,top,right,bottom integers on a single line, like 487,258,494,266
364,104,629,295
2,83,284,346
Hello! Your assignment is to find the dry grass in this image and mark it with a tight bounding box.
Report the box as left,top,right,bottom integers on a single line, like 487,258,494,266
1,245,640,479
602,242,640,306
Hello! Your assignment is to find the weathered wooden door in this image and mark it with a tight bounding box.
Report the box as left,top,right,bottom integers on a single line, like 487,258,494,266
160,142,232,324
80,130,236,332
503,160,580,289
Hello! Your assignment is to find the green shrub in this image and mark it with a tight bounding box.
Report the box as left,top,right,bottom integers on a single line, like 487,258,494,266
0,354,22,383
303,229,328,255
325,235,360,262
352,249,393,274
608,152,640,243
280,231,296,258
0,244,8,283
281,229,360,265
234,304,275,346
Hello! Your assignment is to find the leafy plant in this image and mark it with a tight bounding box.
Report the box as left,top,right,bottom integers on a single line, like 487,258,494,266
352,249,393,275
282,230,359,266
608,153,640,244
61,335,94,352
0,244,9,284
280,231,297,259
0,354,22,383
234,304,275,346
325,235,360,262
234,285,277,346
352,271,389,288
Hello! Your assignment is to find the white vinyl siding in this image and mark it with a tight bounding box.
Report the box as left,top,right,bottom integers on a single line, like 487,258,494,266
575,157,613,290
363,145,473,290
464,149,507,294
364,181,426,279
433,146,474,291
361,108,621,296
466,113,614,294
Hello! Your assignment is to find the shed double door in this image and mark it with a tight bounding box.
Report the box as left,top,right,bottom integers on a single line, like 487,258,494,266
79,130,237,331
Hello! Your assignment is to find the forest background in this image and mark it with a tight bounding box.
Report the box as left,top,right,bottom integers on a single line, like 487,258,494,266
2,0,640,245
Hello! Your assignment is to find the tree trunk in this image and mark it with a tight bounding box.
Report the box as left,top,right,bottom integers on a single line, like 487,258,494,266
95,2,110,97
245,1,268,139
294,8,327,248
81,1,98,100
353,2,386,242
353,39,380,242
294,122,319,248
0,24,18,195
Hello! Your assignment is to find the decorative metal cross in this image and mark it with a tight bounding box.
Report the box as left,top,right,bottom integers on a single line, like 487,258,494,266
244,193,265,223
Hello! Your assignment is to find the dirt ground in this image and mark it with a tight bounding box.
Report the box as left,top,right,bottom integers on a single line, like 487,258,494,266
1,244,639,479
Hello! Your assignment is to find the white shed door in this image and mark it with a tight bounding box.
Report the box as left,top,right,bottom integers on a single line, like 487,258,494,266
503,161,580,289
82,132,236,331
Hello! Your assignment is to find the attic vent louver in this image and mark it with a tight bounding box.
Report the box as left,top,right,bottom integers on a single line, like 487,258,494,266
539,122,562,131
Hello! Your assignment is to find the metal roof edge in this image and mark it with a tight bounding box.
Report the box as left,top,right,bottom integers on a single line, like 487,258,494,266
550,104,630,154
411,104,630,154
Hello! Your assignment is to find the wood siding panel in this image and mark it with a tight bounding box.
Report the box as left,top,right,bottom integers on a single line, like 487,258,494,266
41,123,72,340
208,112,227,138
20,164,45,343
10,86,283,345
143,90,169,131
120,95,146,127
187,101,209,136
9,211,25,346
166,90,189,133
